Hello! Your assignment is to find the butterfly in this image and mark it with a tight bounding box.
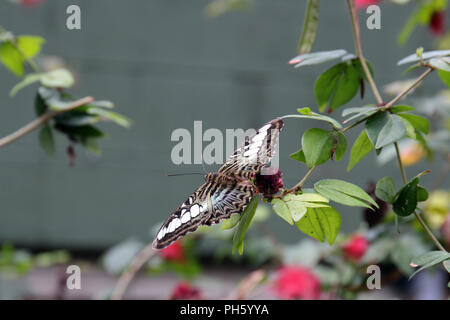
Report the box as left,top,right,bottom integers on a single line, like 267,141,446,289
152,118,284,249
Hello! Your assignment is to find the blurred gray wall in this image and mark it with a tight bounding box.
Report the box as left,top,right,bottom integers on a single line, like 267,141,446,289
0,0,446,249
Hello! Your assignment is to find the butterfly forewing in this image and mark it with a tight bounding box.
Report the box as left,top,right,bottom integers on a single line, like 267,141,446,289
218,118,284,178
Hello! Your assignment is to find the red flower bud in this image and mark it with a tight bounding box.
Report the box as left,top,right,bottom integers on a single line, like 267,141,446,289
355,0,380,9
158,240,186,263
342,234,369,261
169,282,203,300
429,11,445,36
255,167,284,197
273,265,321,300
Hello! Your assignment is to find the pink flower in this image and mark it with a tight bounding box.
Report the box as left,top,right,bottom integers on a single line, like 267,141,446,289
169,282,203,300
356,0,380,9
20,0,45,7
342,234,368,261
429,11,445,36
273,266,321,300
255,167,284,197
158,240,186,263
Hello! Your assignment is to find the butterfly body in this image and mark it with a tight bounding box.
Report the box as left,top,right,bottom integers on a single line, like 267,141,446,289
153,118,283,249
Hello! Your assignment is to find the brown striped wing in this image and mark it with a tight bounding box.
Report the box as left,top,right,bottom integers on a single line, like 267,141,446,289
218,118,284,179
152,181,255,249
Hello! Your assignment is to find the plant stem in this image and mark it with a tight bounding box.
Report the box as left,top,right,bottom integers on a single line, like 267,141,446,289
384,67,434,109
345,0,447,253
0,96,94,149
346,0,383,105
274,166,316,198
111,242,156,300
394,141,447,252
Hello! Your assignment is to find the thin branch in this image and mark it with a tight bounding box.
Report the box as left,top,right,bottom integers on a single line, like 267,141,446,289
346,0,383,105
227,269,266,300
383,67,434,109
111,242,157,300
273,166,316,199
394,141,447,252
0,96,94,149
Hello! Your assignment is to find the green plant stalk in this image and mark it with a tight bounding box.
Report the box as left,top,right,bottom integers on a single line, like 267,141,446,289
346,0,383,105
0,96,94,149
394,142,447,252
346,0,447,252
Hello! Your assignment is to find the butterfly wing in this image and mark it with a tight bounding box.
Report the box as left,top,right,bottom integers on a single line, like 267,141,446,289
218,118,284,178
152,182,212,249
153,118,283,249
152,180,255,249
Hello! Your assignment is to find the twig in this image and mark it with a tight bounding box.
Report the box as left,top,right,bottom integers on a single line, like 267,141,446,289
346,0,383,105
273,166,316,199
111,242,157,300
227,269,266,300
383,67,434,109
0,96,94,149
394,142,447,252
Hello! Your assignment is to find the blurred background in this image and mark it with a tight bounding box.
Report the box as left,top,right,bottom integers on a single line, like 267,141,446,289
0,0,448,300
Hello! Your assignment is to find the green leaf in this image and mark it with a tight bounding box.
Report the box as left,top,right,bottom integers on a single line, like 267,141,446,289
296,208,324,242
10,73,41,96
342,105,378,124
409,251,450,280
296,207,341,245
397,49,450,65
271,198,294,225
347,130,373,171
438,69,450,88
375,177,396,204
393,178,419,217
293,107,342,129
416,185,429,202
314,62,360,112
289,149,306,164
397,113,429,134
374,114,407,149
302,128,334,168
314,179,378,209
38,125,55,156
232,196,259,254
34,92,47,116
286,193,329,203
221,214,241,230
333,131,347,161
86,107,131,128
40,69,75,88
443,260,450,273
429,57,450,72
296,0,320,55
290,49,347,68
390,105,415,113
399,116,416,139
365,111,389,147
16,36,44,59
0,41,24,76
315,207,341,245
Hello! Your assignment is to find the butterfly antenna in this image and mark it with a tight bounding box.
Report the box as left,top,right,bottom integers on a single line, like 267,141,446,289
166,172,204,177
